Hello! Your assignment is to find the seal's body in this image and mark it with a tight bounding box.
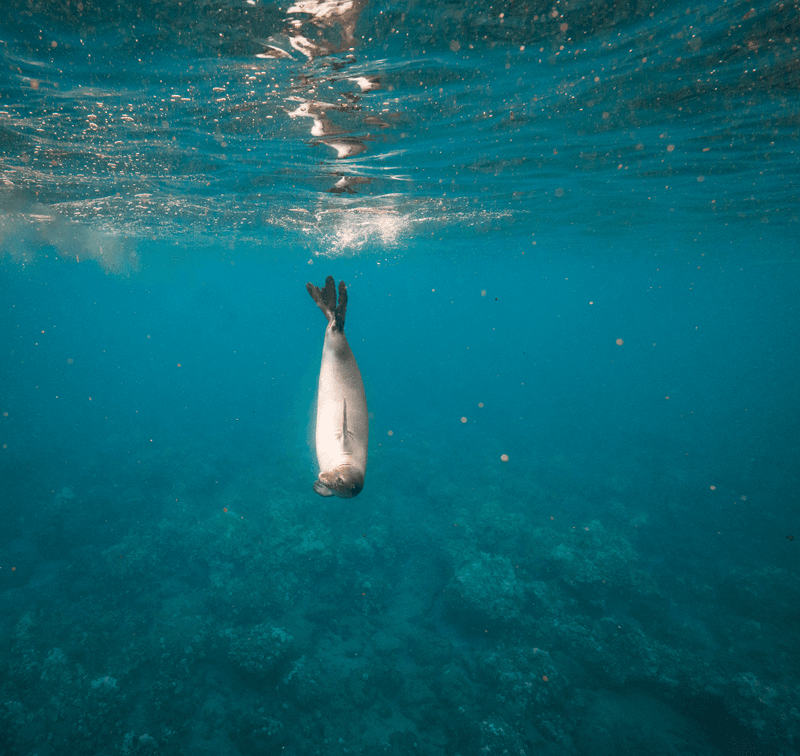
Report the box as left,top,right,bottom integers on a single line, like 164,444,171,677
307,277,368,497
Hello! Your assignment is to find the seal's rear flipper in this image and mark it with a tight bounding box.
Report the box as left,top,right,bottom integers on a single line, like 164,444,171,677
336,280,347,330
307,276,347,331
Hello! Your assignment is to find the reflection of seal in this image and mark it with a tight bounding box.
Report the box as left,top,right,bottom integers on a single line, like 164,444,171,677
307,276,368,497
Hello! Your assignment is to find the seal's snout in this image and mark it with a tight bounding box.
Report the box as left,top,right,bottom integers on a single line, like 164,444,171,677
318,466,364,498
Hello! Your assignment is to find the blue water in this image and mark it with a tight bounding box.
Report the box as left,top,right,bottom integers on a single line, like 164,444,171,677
2,1,800,755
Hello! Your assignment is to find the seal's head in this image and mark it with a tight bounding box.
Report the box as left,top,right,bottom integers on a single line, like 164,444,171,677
315,466,364,498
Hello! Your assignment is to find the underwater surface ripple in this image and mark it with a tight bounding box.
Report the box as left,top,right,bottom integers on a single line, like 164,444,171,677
1,0,798,251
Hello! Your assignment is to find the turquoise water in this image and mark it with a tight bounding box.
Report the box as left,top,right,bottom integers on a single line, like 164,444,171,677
1,1,799,755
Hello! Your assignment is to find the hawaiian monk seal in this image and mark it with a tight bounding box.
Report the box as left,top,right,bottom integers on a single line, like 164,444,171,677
307,276,368,497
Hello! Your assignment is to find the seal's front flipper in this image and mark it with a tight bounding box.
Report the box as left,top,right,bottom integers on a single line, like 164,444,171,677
313,480,335,497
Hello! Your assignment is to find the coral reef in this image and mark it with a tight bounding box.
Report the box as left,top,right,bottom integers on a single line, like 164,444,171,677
446,552,523,624
223,624,293,676
1,455,797,756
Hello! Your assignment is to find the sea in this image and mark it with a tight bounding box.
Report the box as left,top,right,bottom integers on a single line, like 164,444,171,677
1,0,799,754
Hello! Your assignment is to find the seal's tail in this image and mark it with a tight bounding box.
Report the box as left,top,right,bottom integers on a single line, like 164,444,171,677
306,276,347,331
